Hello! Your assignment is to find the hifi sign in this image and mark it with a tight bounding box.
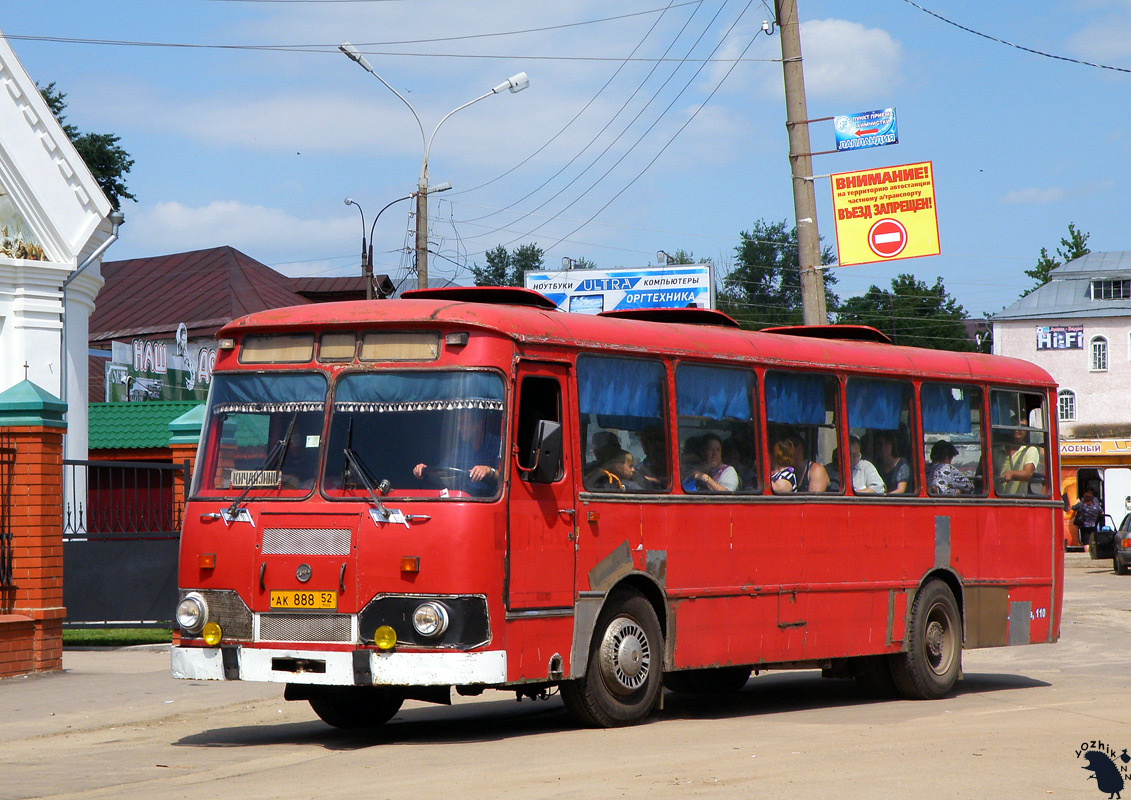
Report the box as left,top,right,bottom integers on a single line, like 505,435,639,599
830,161,940,267
524,264,714,314
1036,325,1084,350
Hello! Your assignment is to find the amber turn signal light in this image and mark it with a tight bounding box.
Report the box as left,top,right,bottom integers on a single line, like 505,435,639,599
400,556,420,573
199,553,216,569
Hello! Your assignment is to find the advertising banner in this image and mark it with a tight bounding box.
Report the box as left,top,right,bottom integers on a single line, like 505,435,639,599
105,323,216,402
830,161,940,267
833,108,898,152
1036,325,1084,351
524,264,713,314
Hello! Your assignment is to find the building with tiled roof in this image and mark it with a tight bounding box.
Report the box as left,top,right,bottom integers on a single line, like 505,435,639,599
88,401,201,457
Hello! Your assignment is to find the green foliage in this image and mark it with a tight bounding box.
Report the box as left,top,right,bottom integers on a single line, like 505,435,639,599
62,627,172,647
717,219,838,328
1022,222,1090,297
38,82,135,210
837,273,975,351
470,242,544,286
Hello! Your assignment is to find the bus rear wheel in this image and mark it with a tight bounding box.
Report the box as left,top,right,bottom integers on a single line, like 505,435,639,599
891,580,961,700
561,591,663,728
307,686,404,729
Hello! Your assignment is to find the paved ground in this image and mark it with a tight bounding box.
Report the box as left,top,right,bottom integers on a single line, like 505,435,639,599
2,553,1130,799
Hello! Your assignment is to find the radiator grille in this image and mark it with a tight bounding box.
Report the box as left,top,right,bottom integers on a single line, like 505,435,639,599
261,528,351,556
179,589,253,640
258,613,352,643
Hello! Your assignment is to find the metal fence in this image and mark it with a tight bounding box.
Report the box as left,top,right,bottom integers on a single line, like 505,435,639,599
62,459,187,627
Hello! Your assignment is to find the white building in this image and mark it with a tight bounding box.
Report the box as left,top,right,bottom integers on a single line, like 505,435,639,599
992,251,1131,527
0,29,119,460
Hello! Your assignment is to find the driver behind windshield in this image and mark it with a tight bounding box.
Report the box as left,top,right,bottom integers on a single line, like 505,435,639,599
412,411,502,496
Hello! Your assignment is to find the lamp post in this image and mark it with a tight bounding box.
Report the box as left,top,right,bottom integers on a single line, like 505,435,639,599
344,197,367,295
339,42,529,289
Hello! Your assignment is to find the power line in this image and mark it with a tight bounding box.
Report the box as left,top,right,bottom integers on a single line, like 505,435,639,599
898,0,1131,74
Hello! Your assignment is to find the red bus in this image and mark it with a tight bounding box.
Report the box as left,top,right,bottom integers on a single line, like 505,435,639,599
171,287,1062,729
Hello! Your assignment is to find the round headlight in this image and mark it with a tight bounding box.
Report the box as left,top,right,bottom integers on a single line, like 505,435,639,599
412,602,450,638
176,592,208,634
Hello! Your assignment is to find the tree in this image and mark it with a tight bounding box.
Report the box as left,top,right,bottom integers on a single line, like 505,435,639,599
837,273,974,351
470,242,544,287
717,219,838,329
39,82,135,210
1022,222,1090,298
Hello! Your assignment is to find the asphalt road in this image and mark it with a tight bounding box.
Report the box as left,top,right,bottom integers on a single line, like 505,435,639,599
3,553,1130,800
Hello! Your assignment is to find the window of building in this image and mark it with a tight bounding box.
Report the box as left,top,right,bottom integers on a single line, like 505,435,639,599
1090,279,1131,300
1058,389,1077,422
1091,336,1109,371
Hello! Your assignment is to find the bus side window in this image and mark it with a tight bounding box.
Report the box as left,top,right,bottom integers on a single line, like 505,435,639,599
576,355,668,493
990,389,1049,497
675,364,758,493
764,371,840,494
515,376,563,483
921,384,983,497
846,378,916,496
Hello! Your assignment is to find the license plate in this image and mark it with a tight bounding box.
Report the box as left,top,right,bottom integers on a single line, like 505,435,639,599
269,590,337,610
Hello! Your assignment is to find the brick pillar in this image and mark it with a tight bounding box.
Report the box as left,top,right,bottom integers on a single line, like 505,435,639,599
0,380,67,677
168,404,204,523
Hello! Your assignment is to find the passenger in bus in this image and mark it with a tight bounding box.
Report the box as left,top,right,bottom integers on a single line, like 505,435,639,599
770,439,798,493
685,433,739,492
585,430,621,473
722,434,756,491
788,434,830,492
412,413,501,496
586,448,641,491
634,425,670,489
829,436,884,494
995,428,1040,495
926,440,973,496
876,432,911,494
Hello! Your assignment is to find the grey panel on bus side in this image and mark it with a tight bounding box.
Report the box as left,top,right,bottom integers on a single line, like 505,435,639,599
934,516,951,568
963,586,1010,648
1008,601,1032,646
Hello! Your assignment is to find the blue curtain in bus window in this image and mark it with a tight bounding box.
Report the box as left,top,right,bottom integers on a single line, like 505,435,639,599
846,379,906,430
578,356,664,430
921,384,973,434
336,372,504,409
990,391,1019,427
676,365,753,420
211,373,326,407
765,372,825,425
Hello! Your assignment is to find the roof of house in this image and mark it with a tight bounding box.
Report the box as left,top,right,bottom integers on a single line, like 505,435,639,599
89,246,395,343
992,251,1131,321
88,400,201,450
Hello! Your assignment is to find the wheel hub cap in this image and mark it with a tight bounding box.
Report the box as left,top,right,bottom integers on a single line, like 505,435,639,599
599,618,651,695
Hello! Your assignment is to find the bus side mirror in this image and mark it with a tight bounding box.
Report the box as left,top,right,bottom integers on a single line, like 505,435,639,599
524,420,562,484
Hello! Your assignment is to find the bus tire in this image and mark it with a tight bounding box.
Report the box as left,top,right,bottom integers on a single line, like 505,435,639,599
890,581,961,700
664,666,752,694
561,591,663,728
852,655,899,698
307,686,404,729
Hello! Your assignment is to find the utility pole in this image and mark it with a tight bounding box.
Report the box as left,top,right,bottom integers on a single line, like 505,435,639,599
415,184,428,289
776,0,827,326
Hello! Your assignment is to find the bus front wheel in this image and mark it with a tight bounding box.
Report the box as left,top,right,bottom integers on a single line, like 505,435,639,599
307,686,404,729
891,580,961,700
561,591,663,727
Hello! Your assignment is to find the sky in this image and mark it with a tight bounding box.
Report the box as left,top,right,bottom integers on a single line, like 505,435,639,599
1,0,1129,320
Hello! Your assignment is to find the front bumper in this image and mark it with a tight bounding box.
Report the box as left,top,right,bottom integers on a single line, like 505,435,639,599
171,645,507,687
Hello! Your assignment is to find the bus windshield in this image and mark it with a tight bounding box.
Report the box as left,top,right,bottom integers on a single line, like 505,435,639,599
192,372,327,498
323,370,506,500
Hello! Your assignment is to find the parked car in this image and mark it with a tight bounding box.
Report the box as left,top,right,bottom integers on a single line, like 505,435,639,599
1115,514,1131,575
1089,514,1117,560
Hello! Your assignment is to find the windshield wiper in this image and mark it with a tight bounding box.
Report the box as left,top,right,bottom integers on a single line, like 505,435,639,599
226,411,298,518
342,418,392,520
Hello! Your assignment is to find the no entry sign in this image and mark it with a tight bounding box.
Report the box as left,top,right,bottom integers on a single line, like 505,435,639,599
868,218,907,258
830,161,940,266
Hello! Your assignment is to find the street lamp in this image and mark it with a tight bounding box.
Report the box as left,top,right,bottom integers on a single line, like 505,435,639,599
345,194,422,299
339,41,529,289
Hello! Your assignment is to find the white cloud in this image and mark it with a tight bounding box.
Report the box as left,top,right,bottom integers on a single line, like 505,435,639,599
1002,187,1066,204
127,200,358,263
798,19,903,100
1067,19,1131,61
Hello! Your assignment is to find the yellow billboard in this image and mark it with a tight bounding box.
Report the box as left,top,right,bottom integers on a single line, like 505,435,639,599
830,161,940,267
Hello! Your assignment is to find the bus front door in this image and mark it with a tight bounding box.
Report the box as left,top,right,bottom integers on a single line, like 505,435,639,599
506,363,576,610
